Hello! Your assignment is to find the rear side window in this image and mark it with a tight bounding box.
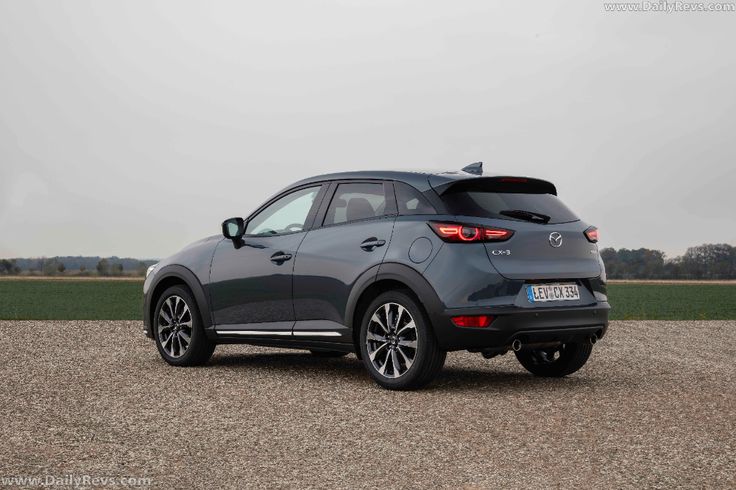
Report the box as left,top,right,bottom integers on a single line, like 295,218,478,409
324,183,387,226
441,191,579,224
395,182,436,215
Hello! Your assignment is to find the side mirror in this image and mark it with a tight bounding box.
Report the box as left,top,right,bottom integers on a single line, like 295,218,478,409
222,217,246,240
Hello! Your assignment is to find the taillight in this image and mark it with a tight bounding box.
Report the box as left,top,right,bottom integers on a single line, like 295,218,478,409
485,228,513,240
584,226,599,243
451,315,494,328
428,222,514,243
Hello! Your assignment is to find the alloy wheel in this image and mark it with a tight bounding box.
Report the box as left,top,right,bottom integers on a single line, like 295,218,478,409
366,302,418,379
157,295,193,358
532,345,565,364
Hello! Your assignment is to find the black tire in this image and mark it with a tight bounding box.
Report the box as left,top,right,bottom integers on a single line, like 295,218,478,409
309,350,348,358
153,285,215,366
359,290,446,390
514,341,592,377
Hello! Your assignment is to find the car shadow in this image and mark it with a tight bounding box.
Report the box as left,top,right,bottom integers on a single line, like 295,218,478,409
203,351,598,392
433,366,597,393
207,351,366,379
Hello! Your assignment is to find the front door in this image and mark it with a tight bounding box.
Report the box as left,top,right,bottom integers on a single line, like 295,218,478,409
209,185,325,334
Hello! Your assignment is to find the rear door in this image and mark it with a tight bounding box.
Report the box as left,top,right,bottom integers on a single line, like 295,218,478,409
292,181,396,341
435,177,601,280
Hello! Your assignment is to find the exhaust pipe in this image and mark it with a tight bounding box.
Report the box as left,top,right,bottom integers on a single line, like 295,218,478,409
511,339,522,352
589,334,598,345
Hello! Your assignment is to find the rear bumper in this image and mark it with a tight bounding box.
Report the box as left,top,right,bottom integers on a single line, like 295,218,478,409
432,302,610,351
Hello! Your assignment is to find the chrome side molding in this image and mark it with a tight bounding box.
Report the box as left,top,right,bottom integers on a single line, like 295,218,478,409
214,329,341,337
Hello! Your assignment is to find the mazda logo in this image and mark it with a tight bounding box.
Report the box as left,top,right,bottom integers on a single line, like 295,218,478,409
549,232,563,248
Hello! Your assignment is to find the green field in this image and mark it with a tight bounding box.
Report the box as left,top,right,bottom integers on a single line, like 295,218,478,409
606,283,736,320
0,279,144,320
0,279,734,321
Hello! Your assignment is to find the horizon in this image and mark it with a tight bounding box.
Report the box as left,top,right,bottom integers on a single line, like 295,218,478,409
2,240,734,263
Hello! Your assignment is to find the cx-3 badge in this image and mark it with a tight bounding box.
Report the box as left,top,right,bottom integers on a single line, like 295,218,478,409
549,232,563,248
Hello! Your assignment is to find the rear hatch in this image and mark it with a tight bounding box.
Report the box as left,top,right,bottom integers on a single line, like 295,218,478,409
430,175,602,280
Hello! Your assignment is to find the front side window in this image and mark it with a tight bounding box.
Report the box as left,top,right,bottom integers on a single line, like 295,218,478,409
246,186,320,236
324,183,387,226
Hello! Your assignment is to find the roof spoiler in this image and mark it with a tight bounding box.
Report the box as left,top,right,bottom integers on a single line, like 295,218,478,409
430,175,558,196
461,162,483,175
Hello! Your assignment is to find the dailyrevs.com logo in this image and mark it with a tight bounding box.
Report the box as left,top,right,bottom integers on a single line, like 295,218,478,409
0,474,152,487
603,1,736,12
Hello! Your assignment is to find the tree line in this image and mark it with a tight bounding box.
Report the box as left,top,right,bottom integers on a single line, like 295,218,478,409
2,244,735,279
600,243,736,280
0,256,157,277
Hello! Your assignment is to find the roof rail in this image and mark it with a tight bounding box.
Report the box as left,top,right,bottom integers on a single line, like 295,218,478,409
461,162,483,175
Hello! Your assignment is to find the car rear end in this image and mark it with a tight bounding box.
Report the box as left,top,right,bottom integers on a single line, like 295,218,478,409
420,174,609,353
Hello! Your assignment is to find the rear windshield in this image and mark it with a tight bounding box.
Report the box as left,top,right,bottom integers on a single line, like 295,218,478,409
441,191,579,224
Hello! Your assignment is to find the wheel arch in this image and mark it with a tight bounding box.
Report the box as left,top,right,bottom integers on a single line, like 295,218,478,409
144,265,212,338
346,262,444,358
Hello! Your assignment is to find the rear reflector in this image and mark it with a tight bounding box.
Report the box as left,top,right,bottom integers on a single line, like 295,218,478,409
429,222,514,243
451,315,494,328
584,226,599,243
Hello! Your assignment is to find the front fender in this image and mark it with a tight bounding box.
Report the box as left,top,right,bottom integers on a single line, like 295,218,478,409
143,264,213,338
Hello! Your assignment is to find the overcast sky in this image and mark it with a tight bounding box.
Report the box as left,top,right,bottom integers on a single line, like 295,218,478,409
1,0,734,260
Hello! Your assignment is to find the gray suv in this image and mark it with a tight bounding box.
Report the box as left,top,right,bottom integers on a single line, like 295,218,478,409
143,163,609,390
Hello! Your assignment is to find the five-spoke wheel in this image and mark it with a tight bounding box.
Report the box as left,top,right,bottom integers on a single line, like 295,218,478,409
514,342,592,377
360,290,445,390
366,302,418,378
154,285,215,366
157,295,193,358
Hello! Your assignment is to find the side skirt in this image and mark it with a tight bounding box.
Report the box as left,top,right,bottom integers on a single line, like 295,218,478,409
211,320,353,351
212,336,355,353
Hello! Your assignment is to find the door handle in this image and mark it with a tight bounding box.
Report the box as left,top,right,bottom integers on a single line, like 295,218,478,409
360,238,386,251
270,252,292,264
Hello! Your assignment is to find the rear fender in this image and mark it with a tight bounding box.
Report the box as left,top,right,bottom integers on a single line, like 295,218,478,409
345,262,444,330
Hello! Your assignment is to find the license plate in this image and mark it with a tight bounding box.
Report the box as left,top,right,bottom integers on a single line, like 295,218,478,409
527,283,580,303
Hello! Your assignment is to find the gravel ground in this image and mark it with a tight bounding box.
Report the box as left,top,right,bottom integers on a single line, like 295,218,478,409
1,320,734,489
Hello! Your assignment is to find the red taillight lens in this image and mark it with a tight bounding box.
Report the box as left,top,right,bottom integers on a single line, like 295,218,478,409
584,226,599,243
429,222,514,243
451,315,494,328
485,228,514,241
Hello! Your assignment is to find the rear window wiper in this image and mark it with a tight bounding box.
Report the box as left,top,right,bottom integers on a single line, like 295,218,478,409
499,209,551,223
